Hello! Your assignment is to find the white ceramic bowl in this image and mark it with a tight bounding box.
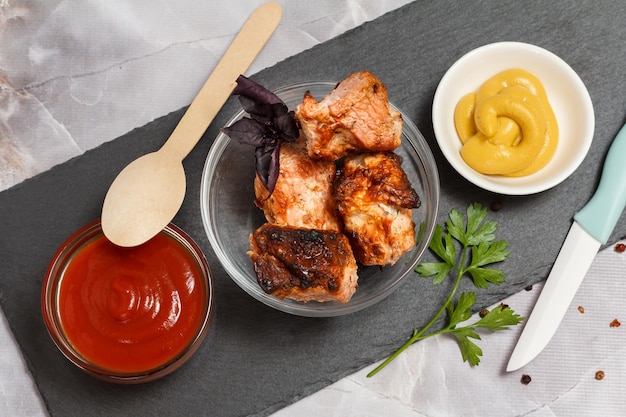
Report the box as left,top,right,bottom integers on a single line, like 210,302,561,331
200,82,440,317
432,41,594,195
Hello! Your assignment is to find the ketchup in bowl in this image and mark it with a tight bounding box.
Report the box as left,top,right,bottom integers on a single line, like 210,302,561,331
42,221,213,383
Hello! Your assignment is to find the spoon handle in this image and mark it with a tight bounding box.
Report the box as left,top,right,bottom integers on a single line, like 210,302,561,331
161,2,282,160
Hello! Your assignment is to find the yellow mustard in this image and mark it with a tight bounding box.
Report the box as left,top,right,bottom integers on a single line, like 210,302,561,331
454,69,558,176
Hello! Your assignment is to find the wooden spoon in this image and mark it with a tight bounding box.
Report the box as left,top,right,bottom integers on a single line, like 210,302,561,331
101,2,282,247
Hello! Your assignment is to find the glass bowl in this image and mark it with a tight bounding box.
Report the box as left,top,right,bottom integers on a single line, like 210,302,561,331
42,220,214,383
200,82,440,317
432,42,594,195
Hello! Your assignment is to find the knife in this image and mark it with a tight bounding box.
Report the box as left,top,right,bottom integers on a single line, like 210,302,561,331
507,122,626,372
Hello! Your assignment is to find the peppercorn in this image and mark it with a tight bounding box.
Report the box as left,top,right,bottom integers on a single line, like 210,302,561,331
489,201,502,212
615,243,626,253
521,374,532,385
479,308,490,318
595,370,605,380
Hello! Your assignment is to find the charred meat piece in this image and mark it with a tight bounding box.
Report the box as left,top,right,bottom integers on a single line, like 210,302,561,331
335,152,420,266
254,137,342,231
295,71,402,160
248,224,358,303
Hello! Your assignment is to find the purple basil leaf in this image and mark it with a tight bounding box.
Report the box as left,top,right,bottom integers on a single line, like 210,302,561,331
221,118,266,147
253,142,281,195
265,144,281,194
223,75,298,196
254,144,276,191
274,110,299,141
238,96,274,121
233,75,283,105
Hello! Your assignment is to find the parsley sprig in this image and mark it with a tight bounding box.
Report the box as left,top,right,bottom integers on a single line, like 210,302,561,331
367,203,523,377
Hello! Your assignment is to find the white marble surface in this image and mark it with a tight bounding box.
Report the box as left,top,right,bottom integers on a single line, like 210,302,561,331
1,1,625,416
0,0,409,191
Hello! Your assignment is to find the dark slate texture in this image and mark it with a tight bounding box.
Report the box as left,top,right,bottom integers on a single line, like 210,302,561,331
0,1,625,416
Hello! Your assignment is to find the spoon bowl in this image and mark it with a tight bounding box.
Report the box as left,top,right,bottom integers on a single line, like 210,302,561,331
101,152,186,247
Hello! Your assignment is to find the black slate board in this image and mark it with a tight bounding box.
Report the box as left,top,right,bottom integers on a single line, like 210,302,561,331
1,1,626,416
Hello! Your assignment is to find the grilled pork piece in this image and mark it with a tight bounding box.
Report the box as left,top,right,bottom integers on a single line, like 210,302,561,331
335,152,420,266
248,224,358,303
295,71,403,160
254,137,342,231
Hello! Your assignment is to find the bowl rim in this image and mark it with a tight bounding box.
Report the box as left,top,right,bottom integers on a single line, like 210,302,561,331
432,41,595,195
200,80,440,317
41,220,214,383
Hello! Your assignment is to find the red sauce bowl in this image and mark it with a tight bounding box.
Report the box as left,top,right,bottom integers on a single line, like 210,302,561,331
42,220,213,384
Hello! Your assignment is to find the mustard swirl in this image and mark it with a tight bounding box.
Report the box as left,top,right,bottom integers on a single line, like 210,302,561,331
453,69,558,176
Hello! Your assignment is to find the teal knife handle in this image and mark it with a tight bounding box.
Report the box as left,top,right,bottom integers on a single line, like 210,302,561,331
574,122,626,244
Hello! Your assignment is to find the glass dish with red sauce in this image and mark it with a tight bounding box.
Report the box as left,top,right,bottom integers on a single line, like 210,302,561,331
42,220,213,383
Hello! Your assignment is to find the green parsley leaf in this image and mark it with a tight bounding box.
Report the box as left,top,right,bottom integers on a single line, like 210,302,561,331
466,266,505,288
427,224,456,265
446,292,475,328
473,304,524,332
415,261,452,285
450,328,483,366
367,203,524,378
471,240,509,267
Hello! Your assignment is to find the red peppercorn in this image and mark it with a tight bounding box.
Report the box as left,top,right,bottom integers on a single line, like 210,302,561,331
615,243,626,253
